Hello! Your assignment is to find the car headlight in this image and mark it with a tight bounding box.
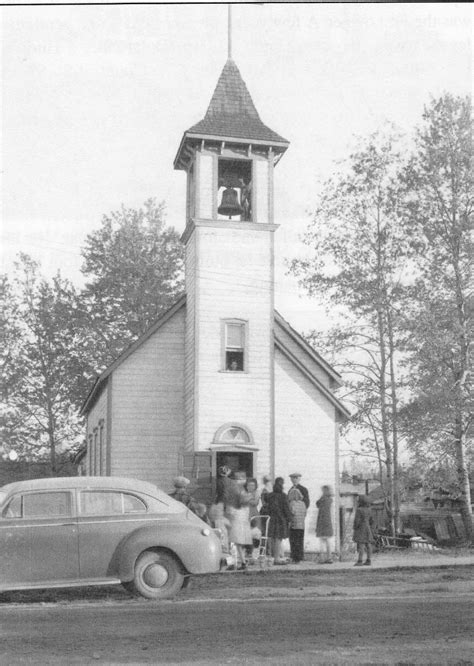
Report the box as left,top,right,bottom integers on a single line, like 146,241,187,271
201,528,211,536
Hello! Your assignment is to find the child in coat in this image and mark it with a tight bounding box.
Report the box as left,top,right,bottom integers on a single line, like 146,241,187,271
353,495,375,566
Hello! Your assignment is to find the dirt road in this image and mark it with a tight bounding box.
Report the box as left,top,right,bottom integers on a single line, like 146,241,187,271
1,565,473,664
1,595,473,664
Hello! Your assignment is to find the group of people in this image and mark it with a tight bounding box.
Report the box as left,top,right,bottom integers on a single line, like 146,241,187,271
169,471,375,568
261,473,335,565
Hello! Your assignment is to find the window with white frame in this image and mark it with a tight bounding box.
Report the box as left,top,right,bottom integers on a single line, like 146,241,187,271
222,320,247,371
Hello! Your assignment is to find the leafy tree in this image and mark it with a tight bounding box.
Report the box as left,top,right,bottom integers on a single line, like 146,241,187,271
401,94,473,538
80,198,184,369
0,274,30,459
291,131,414,534
0,256,85,472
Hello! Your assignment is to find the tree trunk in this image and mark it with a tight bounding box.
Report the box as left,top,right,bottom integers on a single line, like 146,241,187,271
376,308,395,535
452,246,472,541
454,414,473,541
387,307,400,533
375,206,395,536
46,395,57,476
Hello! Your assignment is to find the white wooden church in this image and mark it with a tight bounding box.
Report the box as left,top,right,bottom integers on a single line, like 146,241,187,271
81,56,349,551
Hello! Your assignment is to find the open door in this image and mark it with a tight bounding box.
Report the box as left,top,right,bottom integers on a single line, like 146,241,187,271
179,451,213,504
179,450,255,505
215,451,253,478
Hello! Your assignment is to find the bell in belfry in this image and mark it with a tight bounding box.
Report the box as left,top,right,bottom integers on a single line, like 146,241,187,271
218,187,243,218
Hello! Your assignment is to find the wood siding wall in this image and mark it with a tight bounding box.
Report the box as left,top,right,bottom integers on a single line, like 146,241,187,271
255,160,269,224
186,224,274,467
109,307,185,492
275,347,339,552
197,153,213,219
184,232,197,452
85,386,108,475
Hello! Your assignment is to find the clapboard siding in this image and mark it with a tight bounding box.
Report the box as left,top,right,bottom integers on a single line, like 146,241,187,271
193,225,273,451
110,307,185,490
184,229,197,452
275,347,339,551
197,153,213,219
85,385,108,474
255,159,268,224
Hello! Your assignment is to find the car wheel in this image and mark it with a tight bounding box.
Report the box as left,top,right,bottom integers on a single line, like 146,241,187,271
126,550,185,600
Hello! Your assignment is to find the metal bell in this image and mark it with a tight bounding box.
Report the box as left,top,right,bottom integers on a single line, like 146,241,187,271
218,187,243,218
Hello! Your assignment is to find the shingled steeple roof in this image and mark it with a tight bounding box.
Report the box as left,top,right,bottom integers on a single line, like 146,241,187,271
187,59,288,144
174,59,288,169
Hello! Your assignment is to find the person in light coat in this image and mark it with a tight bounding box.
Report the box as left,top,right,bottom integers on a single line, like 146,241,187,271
288,486,307,563
226,471,253,570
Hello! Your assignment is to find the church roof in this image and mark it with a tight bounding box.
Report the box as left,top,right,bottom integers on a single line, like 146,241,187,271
174,59,288,169
187,59,288,144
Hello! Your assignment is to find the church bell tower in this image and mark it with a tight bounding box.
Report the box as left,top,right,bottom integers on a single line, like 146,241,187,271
174,53,289,483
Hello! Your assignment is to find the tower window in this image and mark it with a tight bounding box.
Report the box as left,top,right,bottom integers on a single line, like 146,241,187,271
222,320,247,371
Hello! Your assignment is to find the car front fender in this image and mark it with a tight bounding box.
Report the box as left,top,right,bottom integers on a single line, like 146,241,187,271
116,520,222,582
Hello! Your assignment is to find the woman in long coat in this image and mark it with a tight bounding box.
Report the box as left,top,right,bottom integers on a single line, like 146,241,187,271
353,495,375,566
266,477,292,564
316,485,334,564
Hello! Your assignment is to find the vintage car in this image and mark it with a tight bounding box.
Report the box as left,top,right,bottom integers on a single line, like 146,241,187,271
0,476,222,599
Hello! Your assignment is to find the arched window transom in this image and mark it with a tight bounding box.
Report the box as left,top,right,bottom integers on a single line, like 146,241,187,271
214,424,253,446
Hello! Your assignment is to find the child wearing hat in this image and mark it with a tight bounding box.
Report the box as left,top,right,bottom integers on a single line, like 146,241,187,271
288,473,309,563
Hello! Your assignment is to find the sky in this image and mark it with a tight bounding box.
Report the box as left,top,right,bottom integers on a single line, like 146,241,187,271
1,2,472,333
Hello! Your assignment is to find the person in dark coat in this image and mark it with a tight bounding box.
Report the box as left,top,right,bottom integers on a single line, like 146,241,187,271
267,477,292,564
316,485,334,563
353,495,375,566
259,475,272,516
215,465,234,508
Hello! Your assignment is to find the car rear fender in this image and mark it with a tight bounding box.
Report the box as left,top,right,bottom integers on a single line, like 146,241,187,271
116,522,220,582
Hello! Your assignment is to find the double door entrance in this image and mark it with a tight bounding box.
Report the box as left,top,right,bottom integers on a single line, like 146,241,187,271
216,451,253,478
180,450,254,504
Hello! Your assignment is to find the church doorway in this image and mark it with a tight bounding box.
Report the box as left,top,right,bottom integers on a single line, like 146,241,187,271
216,451,253,479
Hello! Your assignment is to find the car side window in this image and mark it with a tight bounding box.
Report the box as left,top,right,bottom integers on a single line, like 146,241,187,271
122,493,147,513
3,495,22,518
80,491,147,516
23,492,71,518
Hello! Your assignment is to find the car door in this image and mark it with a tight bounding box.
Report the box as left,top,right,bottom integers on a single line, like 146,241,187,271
77,489,155,580
0,490,79,585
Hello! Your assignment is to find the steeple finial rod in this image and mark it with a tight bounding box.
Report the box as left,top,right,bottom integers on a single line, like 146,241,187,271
228,5,232,59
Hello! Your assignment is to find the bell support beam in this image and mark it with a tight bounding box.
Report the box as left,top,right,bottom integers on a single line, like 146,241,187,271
174,132,288,170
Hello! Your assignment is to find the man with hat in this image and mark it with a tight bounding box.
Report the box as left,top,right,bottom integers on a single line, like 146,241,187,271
288,473,310,563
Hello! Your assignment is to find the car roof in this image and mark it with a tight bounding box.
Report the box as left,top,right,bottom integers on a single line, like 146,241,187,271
0,476,164,497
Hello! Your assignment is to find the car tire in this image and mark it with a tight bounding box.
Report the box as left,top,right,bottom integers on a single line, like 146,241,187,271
125,550,185,600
